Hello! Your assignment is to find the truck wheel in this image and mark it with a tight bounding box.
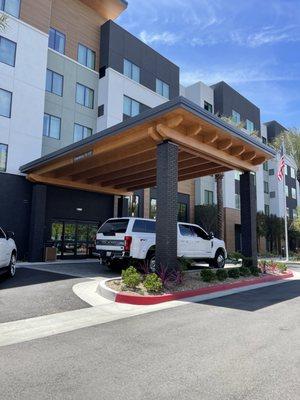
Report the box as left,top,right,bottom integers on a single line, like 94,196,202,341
7,253,17,278
209,250,225,269
146,253,156,273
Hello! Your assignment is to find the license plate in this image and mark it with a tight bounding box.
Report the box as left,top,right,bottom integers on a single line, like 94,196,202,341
106,251,112,257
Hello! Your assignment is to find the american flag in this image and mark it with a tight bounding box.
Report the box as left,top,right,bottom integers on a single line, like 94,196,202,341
277,146,285,181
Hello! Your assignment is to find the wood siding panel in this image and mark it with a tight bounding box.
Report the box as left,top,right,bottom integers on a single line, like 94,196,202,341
20,0,52,33
50,0,105,69
224,207,241,253
178,179,195,223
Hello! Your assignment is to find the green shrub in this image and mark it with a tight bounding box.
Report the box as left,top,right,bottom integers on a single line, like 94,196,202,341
143,273,163,293
178,257,192,271
276,263,287,273
121,266,142,289
227,268,240,279
200,269,216,282
242,257,254,268
216,269,228,281
249,266,260,276
239,266,251,277
228,252,243,263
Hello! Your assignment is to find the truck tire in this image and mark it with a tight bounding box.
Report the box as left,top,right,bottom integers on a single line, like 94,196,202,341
146,249,156,273
209,249,225,269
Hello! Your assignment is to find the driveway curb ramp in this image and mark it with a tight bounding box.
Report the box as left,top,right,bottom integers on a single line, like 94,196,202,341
98,271,294,305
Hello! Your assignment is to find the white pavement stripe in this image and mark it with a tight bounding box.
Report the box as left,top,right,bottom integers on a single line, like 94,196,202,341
0,276,296,348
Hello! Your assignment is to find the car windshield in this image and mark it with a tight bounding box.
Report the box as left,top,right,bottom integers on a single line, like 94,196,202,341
98,219,129,235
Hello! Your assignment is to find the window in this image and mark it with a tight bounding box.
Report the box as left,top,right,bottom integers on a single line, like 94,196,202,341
192,225,209,240
49,28,66,54
0,0,20,17
264,204,270,216
132,220,156,233
204,190,214,205
178,203,188,222
0,88,12,118
291,168,296,179
156,79,170,99
292,187,296,199
123,59,140,83
78,44,95,70
285,165,288,176
46,69,63,96
235,194,240,209
263,162,268,171
0,143,8,172
123,96,140,118
125,195,140,217
0,36,16,67
179,224,194,237
270,191,276,198
264,181,269,194
76,83,94,108
98,219,129,234
269,169,274,176
262,137,267,144
285,185,289,197
43,114,61,139
204,101,213,113
232,110,241,124
149,198,157,219
246,119,254,133
73,124,92,142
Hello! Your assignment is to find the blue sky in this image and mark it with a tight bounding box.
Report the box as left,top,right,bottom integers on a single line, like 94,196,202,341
117,0,300,128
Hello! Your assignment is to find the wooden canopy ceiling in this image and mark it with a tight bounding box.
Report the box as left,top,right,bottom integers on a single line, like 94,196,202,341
21,98,275,196
80,0,127,20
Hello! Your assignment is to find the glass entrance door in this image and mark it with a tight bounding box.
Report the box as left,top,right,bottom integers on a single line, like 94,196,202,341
50,221,98,259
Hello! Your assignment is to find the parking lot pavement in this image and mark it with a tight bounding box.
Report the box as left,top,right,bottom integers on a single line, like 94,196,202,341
0,279,299,400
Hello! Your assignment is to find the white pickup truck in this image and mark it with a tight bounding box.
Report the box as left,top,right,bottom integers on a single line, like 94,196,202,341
0,227,17,278
96,218,226,270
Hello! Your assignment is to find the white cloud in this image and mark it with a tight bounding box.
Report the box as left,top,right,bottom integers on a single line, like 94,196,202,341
139,30,180,45
231,26,300,47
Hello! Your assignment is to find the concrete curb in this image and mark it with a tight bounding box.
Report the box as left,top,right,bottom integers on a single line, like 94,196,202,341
97,278,119,302
99,271,294,305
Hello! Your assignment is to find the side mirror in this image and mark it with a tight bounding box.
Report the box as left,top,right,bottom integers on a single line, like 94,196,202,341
209,232,214,239
7,231,15,240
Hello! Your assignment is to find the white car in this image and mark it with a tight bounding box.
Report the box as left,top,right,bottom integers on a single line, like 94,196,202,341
96,218,226,270
0,227,17,278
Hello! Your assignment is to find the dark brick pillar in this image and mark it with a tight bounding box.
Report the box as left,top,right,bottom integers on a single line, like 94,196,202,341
28,184,47,262
156,141,178,269
240,172,257,267
117,196,129,217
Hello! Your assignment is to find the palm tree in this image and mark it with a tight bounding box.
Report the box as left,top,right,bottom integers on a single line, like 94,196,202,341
0,13,8,31
215,173,224,239
272,128,300,185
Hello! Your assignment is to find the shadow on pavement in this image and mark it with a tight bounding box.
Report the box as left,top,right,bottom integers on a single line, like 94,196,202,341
199,280,300,311
0,268,77,290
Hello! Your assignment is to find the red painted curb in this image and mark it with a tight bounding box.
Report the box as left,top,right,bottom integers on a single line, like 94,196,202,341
115,270,294,305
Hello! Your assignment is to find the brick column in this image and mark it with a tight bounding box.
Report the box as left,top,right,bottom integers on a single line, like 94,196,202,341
28,184,47,262
156,141,178,269
240,172,257,267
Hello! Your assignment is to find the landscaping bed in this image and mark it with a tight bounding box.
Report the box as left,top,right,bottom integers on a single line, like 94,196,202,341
101,261,293,305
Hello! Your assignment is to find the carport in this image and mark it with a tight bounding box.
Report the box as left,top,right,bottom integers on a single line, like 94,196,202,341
20,97,276,266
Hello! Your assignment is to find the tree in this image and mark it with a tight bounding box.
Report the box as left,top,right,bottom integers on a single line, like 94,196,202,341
272,128,300,185
195,204,217,234
0,13,8,31
215,173,224,239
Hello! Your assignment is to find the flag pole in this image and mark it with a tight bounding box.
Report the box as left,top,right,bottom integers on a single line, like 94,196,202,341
282,144,289,262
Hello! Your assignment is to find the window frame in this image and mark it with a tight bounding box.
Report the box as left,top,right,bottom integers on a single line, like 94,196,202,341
77,43,96,70
264,204,270,216
291,187,296,199
123,95,140,118
73,123,92,143
232,109,241,124
246,119,254,133
156,78,170,99
49,27,66,55
204,189,214,205
123,58,140,83
0,0,21,18
263,181,269,194
46,69,64,97
76,83,94,109
43,113,61,140
0,35,17,67
0,143,8,172
204,101,213,113
0,87,12,118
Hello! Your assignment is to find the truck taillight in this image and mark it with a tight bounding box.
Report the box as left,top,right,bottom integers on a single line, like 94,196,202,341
124,236,132,252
